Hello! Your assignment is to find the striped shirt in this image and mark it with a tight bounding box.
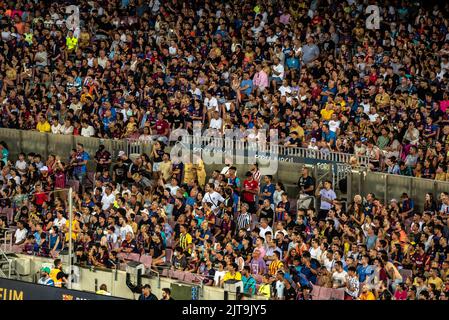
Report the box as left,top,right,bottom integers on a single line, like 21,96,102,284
252,170,261,182
268,260,284,276
236,212,251,231
179,232,192,253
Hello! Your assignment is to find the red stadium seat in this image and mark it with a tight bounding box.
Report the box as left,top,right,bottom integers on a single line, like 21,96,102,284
139,255,152,269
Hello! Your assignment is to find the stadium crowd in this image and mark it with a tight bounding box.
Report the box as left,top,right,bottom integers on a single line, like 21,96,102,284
0,0,449,300
1,0,449,177
1,141,449,301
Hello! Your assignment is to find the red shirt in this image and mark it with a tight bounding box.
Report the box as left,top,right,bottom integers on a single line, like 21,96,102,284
35,192,47,206
155,119,169,135
242,179,259,203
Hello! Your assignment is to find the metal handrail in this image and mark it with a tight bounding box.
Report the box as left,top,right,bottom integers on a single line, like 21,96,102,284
0,245,12,278
126,135,370,168
1,228,15,253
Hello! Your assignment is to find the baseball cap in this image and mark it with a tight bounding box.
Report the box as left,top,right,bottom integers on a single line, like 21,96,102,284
40,166,48,171
118,151,126,157
311,138,317,143
41,267,51,274
141,209,150,215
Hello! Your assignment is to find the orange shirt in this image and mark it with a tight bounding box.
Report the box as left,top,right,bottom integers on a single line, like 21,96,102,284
359,291,376,300
15,22,25,34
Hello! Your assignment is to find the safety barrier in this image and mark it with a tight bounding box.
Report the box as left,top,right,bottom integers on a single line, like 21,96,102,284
2,128,449,212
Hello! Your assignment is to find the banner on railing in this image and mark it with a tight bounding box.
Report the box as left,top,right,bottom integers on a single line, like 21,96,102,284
0,277,124,300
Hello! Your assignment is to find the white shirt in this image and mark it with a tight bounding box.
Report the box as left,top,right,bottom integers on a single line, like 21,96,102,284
323,256,335,272
259,226,273,240
81,126,95,137
309,247,323,262
332,270,348,287
15,160,28,172
368,113,379,122
202,191,225,211
279,85,291,96
98,56,108,69
53,217,67,229
51,123,62,134
209,118,223,130
190,87,202,98
275,280,285,299
60,125,74,135
267,35,278,44
328,120,340,132
165,184,180,197
214,270,226,286
101,193,116,211
119,224,134,240
204,96,219,111
272,64,284,80
14,228,28,244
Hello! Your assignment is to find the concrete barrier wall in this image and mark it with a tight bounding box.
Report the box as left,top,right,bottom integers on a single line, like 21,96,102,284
13,254,254,301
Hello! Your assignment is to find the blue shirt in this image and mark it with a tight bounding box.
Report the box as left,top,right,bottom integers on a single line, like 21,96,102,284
74,151,90,175
241,275,257,295
240,79,253,96
356,264,374,283
322,130,337,145
261,183,275,204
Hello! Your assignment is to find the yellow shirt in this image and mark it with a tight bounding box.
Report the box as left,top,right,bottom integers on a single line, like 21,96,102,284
427,277,443,291
36,121,51,133
222,271,242,282
320,109,334,121
359,291,375,300
290,125,305,140
49,268,62,287
179,233,192,253
64,220,80,242
258,283,271,298
66,37,78,50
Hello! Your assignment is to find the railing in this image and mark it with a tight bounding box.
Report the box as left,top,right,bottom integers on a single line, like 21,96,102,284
348,170,449,212
127,135,370,168
0,245,13,278
3,128,449,211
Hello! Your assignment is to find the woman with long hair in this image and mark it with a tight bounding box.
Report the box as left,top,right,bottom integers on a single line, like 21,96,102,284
423,193,437,213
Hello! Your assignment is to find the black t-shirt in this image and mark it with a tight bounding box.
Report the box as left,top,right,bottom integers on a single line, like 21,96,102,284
284,285,297,300
172,204,185,221
112,163,127,184
170,113,184,129
298,176,315,196
259,206,274,223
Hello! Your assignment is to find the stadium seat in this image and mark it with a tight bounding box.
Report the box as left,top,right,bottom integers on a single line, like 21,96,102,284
173,270,185,281
139,255,152,269
165,248,173,262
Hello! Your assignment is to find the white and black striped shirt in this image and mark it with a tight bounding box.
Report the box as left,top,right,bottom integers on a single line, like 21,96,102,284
236,212,251,231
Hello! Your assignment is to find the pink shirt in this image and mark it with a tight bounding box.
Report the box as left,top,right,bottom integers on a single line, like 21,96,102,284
394,290,407,300
253,70,268,89
440,100,449,112
280,14,291,25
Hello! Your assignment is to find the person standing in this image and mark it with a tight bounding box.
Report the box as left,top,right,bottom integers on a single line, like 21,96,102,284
138,284,158,300
161,288,174,300
315,180,337,220
242,171,259,214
